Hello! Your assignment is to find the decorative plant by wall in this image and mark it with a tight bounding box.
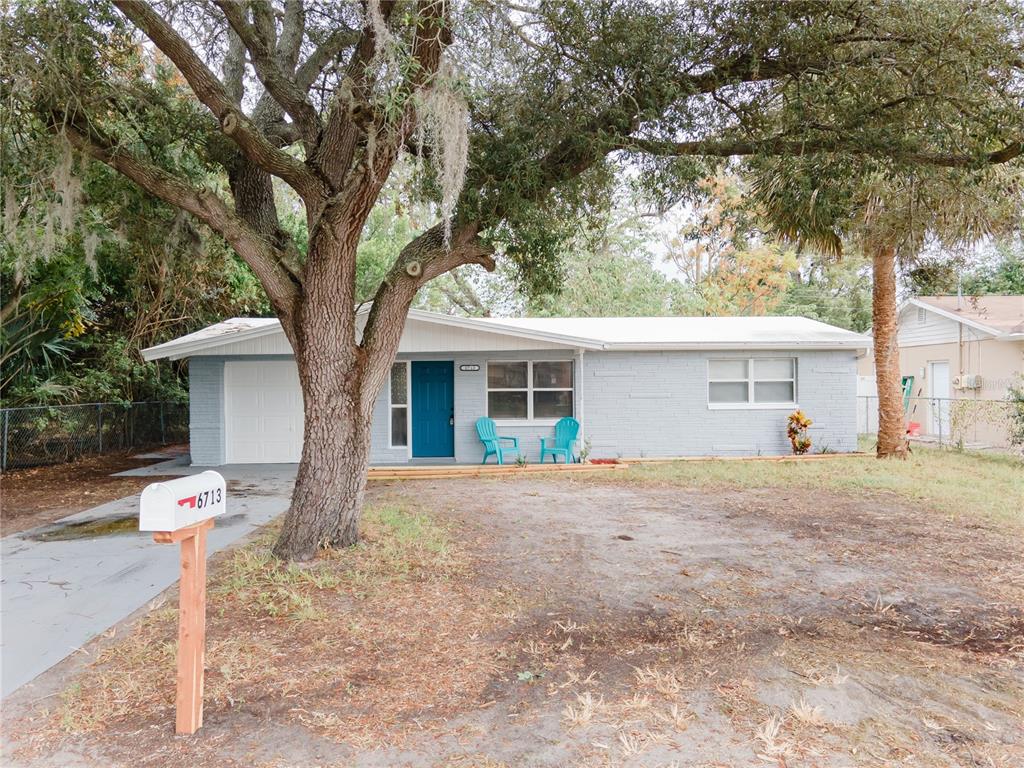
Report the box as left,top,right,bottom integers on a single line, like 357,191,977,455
787,410,813,455
1008,378,1024,453
949,397,1017,451
579,437,592,464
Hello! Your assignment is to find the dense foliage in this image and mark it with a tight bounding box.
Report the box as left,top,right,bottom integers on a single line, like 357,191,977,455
1,148,270,406
910,241,1024,296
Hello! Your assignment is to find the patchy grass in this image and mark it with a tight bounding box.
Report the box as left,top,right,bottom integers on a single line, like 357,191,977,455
52,500,502,747
613,443,1024,525
13,475,1024,768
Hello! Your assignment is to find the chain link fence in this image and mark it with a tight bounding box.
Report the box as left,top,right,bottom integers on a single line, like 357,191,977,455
0,401,189,470
857,395,1020,451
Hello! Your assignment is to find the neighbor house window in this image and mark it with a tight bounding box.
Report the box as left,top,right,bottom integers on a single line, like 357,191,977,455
487,361,573,420
708,358,796,407
389,361,409,447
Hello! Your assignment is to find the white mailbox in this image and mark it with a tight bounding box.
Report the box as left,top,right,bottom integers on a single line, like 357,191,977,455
139,471,227,531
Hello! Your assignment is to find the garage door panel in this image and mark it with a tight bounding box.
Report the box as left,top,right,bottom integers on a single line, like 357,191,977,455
262,415,293,433
232,414,260,435
225,361,304,463
233,390,262,410
230,444,262,463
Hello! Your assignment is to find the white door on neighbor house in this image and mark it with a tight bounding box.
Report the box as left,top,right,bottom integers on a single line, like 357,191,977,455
928,361,951,438
224,360,304,463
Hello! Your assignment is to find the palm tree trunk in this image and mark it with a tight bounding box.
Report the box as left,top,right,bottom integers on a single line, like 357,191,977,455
871,243,908,458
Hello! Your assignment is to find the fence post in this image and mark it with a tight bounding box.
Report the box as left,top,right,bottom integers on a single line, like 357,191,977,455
2,410,8,472
160,402,166,445
97,404,103,453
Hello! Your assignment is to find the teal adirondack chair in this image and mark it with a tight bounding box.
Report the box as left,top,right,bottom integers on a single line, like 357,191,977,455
476,417,520,464
540,417,580,464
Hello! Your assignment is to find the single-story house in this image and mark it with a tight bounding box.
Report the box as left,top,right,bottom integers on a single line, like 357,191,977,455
857,295,1023,445
142,309,869,465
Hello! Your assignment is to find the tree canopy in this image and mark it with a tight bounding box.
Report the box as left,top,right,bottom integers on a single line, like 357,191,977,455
6,1,1021,324
3,0,1022,555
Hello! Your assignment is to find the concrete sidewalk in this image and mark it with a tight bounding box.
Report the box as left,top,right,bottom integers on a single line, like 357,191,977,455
1,461,296,697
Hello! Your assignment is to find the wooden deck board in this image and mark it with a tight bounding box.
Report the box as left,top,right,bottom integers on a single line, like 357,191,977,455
367,463,628,480
366,453,871,480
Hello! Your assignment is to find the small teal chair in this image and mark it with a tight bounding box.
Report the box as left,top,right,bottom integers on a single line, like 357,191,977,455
476,417,520,464
540,417,580,463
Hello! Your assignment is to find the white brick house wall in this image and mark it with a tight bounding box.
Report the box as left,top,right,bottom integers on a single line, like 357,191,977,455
189,348,858,465
581,349,858,457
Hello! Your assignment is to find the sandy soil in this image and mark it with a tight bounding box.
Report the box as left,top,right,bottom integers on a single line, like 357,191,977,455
0,448,187,535
4,475,1023,767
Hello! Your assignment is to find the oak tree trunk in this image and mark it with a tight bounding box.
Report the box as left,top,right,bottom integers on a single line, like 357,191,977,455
271,352,372,561
269,228,424,562
271,232,378,561
871,243,909,458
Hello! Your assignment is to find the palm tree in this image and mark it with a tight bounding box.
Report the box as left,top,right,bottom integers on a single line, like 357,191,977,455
751,162,1022,458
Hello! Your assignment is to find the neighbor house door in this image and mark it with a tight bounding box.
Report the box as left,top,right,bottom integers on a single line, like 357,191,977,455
928,361,951,438
411,361,455,458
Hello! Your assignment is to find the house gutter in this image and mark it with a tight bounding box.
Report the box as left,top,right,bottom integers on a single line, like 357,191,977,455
600,341,870,352
577,348,586,457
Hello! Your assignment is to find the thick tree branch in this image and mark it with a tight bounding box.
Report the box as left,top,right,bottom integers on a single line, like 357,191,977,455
277,0,306,72
223,27,246,104
213,0,322,147
113,0,326,203
295,26,361,90
58,118,301,329
616,136,1024,168
359,222,494,409
366,223,494,310
346,1,451,211
310,2,396,188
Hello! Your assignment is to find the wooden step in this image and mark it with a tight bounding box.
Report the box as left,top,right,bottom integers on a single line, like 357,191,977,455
367,462,628,480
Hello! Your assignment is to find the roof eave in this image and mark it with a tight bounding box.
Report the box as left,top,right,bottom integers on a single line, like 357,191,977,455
604,340,869,351
140,322,284,361
906,298,1002,338
405,309,605,349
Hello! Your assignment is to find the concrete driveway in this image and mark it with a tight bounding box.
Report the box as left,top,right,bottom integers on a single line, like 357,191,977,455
0,460,296,697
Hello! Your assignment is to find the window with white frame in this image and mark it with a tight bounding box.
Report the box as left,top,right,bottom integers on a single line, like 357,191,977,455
487,361,573,420
707,358,796,407
389,362,409,447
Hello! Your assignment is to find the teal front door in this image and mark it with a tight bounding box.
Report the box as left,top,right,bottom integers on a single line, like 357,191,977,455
411,361,455,457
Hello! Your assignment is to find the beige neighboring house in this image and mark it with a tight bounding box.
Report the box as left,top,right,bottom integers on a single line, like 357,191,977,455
858,295,1024,447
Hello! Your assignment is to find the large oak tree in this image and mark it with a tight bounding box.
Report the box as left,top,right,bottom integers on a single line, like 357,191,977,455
4,1,1021,558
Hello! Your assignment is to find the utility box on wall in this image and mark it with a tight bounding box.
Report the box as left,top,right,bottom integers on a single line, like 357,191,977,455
953,374,983,390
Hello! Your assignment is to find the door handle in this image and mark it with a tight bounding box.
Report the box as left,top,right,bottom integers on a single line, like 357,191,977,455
450,411,454,427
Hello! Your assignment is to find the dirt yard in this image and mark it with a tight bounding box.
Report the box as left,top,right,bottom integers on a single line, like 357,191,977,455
0,448,187,535
4,466,1023,767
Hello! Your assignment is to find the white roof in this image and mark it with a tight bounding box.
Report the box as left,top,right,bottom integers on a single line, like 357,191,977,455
474,315,868,349
141,317,282,360
142,309,868,360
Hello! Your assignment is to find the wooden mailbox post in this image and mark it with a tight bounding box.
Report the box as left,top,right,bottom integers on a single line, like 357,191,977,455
139,470,227,735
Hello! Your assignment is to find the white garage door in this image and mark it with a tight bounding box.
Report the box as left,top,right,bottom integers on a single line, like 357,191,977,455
225,360,304,463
